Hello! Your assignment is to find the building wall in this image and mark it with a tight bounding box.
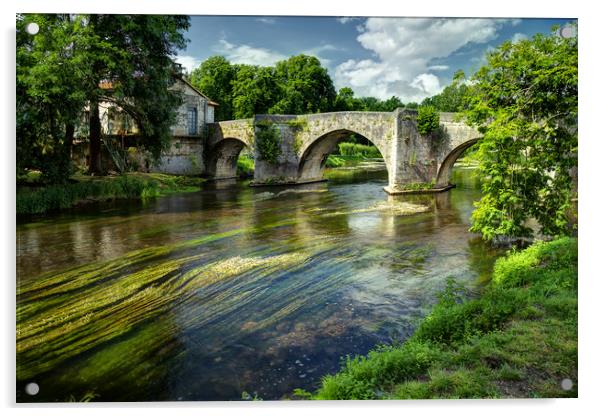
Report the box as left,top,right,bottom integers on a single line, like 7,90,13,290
170,81,208,137
149,137,205,175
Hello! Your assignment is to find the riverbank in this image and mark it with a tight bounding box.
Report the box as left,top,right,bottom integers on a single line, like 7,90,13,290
305,237,577,399
16,172,206,215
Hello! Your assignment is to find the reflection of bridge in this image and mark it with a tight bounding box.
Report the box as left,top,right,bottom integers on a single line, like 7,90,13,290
206,108,480,193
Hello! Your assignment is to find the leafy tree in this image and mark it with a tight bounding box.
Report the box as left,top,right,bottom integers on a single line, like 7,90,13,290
421,70,470,112
17,14,91,183
464,27,577,242
356,96,380,111
189,56,235,121
17,14,190,178
270,55,336,114
380,96,404,112
84,14,190,174
334,87,362,111
231,65,279,118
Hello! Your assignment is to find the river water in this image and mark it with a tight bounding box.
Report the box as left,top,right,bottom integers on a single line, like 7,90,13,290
16,164,499,402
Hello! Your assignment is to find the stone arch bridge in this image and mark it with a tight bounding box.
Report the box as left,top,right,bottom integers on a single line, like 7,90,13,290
204,108,480,194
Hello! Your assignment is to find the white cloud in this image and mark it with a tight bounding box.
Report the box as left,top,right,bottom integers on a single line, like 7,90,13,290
337,17,359,24
334,18,512,102
256,17,276,24
174,55,201,73
511,32,528,43
427,64,449,71
216,39,286,66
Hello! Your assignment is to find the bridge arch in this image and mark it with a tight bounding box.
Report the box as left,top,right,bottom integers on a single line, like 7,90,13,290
297,128,390,182
207,137,248,179
435,138,480,187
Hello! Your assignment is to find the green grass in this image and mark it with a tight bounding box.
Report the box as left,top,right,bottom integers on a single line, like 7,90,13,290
306,237,577,400
16,173,206,215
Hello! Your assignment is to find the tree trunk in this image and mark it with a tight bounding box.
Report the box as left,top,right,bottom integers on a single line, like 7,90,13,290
89,100,102,175
64,123,74,151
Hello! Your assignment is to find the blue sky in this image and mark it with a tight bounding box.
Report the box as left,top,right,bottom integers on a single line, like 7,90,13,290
176,16,575,102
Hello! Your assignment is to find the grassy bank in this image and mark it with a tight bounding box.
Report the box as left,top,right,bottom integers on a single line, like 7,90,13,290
304,237,577,399
16,173,206,215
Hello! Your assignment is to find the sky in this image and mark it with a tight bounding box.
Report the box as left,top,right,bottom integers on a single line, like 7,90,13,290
176,16,575,103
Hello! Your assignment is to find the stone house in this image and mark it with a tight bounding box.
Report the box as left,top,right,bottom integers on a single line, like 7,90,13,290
147,77,219,174
81,77,219,175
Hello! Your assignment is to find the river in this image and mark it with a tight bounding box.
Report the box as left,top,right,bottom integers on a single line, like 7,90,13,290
16,163,500,402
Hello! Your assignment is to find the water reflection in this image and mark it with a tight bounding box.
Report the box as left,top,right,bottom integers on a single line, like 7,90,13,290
16,166,500,402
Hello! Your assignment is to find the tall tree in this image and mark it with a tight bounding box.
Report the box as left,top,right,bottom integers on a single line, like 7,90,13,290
334,87,364,111
189,56,235,121
84,14,190,174
231,65,279,119
421,70,470,112
17,14,190,178
270,55,336,114
17,14,91,183
463,26,577,242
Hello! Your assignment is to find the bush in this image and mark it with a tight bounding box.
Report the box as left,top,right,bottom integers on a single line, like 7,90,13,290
316,340,442,400
413,280,525,345
493,237,577,288
237,154,255,177
417,105,440,136
255,120,282,164
325,155,346,168
337,143,382,158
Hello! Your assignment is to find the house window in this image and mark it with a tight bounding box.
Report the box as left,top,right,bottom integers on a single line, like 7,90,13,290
187,107,198,135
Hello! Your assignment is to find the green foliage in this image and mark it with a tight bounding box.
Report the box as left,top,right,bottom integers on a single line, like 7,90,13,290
421,70,471,112
337,143,382,158
464,27,578,241
325,155,346,168
317,340,441,399
271,55,336,114
287,117,308,131
334,87,405,112
17,14,87,183
16,175,159,215
232,65,279,118
192,54,414,119
189,56,235,121
241,391,263,401
492,237,577,289
313,237,577,400
291,388,313,400
416,105,440,136
401,181,436,191
236,154,255,177
255,120,282,164
17,14,190,180
16,173,206,215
